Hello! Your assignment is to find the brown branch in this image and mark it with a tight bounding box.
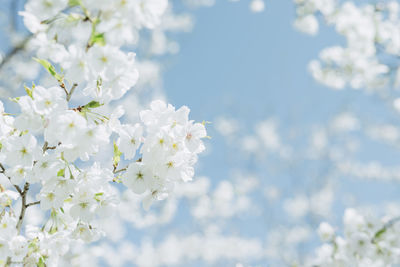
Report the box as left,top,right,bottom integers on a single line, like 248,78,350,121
26,201,40,208
16,182,29,232
42,141,58,153
0,163,23,195
5,182,32,266
59,81,69,97
7,178,22,195
113,167,127,174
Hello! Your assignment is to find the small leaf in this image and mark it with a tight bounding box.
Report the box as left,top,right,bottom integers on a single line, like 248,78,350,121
63,198,73,203
68,0,82,6
9,96,20,103
85,101,103,109
33,58,63,81
374,228,386,240
38,256,46,267
90,32,106,46
113,141,122,168
94,192,104,202
57,168,65,177
49,226,58,234
24,84,34,99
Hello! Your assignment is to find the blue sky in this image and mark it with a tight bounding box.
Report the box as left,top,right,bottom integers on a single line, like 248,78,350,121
164,0,400,243
164,0,400,177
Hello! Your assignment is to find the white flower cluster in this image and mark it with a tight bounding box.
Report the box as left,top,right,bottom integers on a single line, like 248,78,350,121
0,0,208,265
20,0,170,103
295,0,400,90
119,100,207,210
0,89,206,265
294,0,335,35
306,209,400,267
56,175,262,266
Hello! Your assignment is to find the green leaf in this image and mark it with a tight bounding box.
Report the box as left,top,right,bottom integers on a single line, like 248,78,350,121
9,96,20,103
33,58,63,81
68,0,82,6
20,130,28,136
374,228,386,240
57,168,65,177
90,32,105,46
94,192,104,202
49,226,58,235
37,256,46,267
85,101,103,109
24,84,34,99
113,141,122,168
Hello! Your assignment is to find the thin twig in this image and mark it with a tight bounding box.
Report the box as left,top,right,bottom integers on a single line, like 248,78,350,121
42,141,57,153
59,81,69,97
7,178,22,195
26,201,40,208
1,163,23,195
16,182,29,232
5,182,30,267
67,83,78,101
42,141,62,156
42,141,49,153
113,167,127,174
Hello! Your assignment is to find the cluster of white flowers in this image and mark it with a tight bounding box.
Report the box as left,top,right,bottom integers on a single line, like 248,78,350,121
20,0,170,103
306,209,400,266
0,0,200,99
295,0,400,90
294,0,335,35
0,0,208,265
0,90,206,265
119,100,207,209
56,175,263,266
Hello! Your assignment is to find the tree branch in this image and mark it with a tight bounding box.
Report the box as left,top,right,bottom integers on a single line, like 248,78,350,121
42,141,58,153
113,167,127,174
5,182,31,266
26,201,40,208
16,182,29,232
0,163,23,195
67,83,78,102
